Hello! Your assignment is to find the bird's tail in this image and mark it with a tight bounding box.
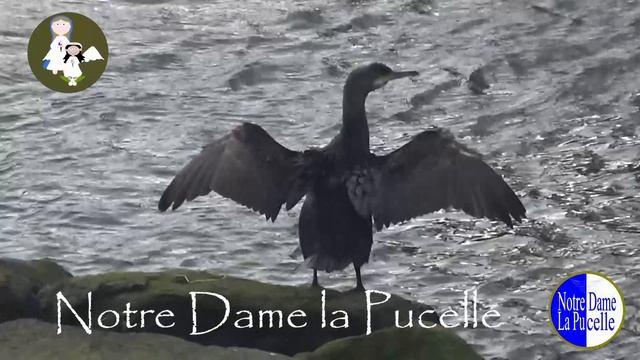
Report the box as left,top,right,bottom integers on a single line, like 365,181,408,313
304,254,351,273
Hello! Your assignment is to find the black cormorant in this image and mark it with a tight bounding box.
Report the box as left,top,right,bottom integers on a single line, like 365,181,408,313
158,63,526,290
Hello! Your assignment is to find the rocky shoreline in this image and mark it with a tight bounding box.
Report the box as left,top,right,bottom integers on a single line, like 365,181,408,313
0,258,483,359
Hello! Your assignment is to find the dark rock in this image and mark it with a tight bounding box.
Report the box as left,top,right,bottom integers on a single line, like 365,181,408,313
575,151,606,175
468,68,490,95
0,319,290,360
1,318,482,360
0,258,71,322
38,270,438,356
296,326,483,360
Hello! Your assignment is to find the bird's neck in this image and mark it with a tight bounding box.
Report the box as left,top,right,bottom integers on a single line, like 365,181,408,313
341,88,370,160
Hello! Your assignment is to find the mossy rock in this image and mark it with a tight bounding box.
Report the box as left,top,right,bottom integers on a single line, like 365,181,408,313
0,319,291,360
38,270,438,355
297,327,483,360
0,258,71,322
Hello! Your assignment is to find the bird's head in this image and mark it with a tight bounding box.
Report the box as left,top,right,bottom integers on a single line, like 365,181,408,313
345,63,419,94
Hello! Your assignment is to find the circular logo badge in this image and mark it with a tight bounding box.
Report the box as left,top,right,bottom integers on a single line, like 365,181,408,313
549,272,625,349
27,13,108,93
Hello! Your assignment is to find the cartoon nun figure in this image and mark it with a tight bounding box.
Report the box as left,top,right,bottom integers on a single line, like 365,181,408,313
43,16,72,74
62,42,104,86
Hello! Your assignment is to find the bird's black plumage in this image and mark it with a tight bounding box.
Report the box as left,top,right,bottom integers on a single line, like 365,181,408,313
158,63,526,290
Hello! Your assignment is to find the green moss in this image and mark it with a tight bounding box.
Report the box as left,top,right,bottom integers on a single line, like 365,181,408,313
39,269,438,355
298,327,483,360
0,319,291,360
0,258,71,321
2,260,482,359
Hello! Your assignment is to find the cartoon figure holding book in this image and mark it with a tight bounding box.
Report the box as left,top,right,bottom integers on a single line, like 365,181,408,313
42,16,72,74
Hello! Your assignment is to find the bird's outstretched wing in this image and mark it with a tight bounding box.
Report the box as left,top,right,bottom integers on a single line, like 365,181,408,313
83,46,104,62
158,122,304,221
359,128,526,230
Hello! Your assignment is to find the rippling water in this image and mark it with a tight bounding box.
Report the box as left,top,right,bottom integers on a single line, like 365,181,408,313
1,0,639,358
